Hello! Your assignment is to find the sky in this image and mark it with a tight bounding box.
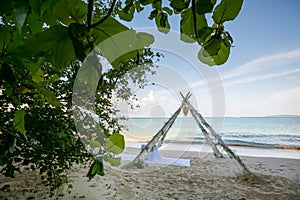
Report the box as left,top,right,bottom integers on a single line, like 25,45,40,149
114,0,300,117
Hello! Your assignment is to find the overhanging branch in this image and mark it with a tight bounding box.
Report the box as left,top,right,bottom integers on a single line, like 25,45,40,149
90,0,117,28
191,0,203,46
87,0,94,28
191,0,215,47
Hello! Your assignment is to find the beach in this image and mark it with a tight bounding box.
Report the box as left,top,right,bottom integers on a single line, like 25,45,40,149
1,146,299,200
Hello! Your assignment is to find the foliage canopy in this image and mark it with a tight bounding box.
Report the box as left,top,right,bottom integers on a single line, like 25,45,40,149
0,0,243,190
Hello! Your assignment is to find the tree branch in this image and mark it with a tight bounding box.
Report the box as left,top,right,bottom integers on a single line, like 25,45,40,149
191,0,203,46
191,0,215,47
87,0,94,29
90,0,117,28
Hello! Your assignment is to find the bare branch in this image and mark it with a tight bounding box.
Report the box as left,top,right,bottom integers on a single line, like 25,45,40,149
87,0,94,28
191,0,203,46
90,0,117,28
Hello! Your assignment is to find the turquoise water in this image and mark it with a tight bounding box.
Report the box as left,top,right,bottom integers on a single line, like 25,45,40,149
121,117,300,149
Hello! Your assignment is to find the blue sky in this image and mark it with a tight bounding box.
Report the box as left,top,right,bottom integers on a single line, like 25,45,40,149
116,0,300,117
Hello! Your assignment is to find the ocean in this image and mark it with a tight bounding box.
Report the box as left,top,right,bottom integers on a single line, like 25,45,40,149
120,117,300,158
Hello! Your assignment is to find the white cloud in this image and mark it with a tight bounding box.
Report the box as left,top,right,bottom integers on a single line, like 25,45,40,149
220,50,300,115
223,49,300,79
269,86,300,104
225,86,300,116
224,68,300,87
115,90,181,117
190,49,300,88
139,90,162,107
287,76,296,80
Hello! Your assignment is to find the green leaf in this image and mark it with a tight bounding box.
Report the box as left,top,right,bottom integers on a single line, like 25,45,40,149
12,1,29,31
22,59,41,74
196,0,216,15
203,38,220,56
148,9,159,20
69,23,88,39
223,31,233,46
111,51,139,69
155,12,170,34
68,37,86,62
77,55,100,93
6,31,24,54
30,0,42,17
31,68,44,83
180,8,208,43
198,27,213,43
95,28,141,68
87,158,104,181
68,23,88,62
124,0,134,6
139,0,153,6
152,0,162,9
92,20,152,68
91,17,128,45
52,34,75,69
27,14,44,34
53,0,87,25
198,40,230,66
45,74,59,85
43,90,62,107
0,63,15,83
162,7,173,15
212,41,230,65
90,140,101,148
0,27,11,51
24,25,67,53
118,5,135,21
134,1,144,12
13,110,26,134
106,132,125,155
212,0,243,24
104,155,121,166
42,6,58,25
170,0,190,12
24,25,75,69
0,0,12,15
136,32,154,47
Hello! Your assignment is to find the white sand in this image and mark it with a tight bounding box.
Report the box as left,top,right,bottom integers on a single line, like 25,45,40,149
1,148,299,199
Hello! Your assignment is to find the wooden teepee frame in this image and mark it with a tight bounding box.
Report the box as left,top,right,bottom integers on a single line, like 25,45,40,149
131,92,251,174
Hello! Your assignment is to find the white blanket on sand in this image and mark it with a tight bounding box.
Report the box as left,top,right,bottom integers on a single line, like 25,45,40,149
120,146,190,167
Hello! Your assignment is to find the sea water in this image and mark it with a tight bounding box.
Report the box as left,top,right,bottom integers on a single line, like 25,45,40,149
120,117,300,159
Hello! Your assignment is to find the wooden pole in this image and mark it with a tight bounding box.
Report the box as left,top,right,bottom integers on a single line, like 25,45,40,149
186,99,251,174
179,92,222,158
132,106,182,166
188,105,224,158
131,93,192,166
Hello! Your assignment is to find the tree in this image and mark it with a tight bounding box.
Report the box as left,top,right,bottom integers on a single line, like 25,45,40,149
0,0,243,190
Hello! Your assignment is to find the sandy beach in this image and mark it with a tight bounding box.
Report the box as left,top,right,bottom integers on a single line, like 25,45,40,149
1,147,299,200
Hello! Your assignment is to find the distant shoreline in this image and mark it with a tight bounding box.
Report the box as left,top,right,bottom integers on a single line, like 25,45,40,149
265,114,300,118
227,143,300,150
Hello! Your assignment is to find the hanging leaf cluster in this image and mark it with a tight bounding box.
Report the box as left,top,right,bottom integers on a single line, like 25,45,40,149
118,0,244,65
